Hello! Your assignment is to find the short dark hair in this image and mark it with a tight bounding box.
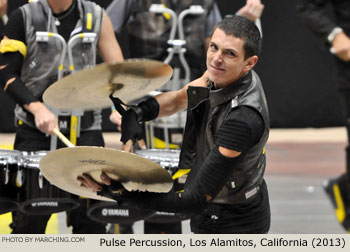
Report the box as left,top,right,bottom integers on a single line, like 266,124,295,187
212,16,261,59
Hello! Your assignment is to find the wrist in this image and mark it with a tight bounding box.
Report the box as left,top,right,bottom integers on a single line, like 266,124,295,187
136,96,160,122
134,106,144,122
24,101,45,114
328,27,343,44
5,77,39,106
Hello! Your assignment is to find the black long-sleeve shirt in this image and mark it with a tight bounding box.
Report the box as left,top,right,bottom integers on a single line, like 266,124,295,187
297,0,350,44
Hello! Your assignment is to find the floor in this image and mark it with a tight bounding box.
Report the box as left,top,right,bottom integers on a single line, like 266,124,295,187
0,128,347,234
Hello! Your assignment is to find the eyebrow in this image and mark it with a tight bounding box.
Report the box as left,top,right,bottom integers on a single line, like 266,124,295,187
210,41,238,56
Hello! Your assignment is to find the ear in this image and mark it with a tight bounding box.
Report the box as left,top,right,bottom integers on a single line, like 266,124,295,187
243,55,258,72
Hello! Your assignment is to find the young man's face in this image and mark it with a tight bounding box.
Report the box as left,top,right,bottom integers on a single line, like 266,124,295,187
206,28,257,89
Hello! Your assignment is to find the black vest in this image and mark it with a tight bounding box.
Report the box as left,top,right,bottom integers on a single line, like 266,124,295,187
179,71,270,204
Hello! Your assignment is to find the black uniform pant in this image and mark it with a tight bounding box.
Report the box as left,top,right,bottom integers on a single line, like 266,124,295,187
335,58,350,183
191,180,271,234
11,123,106,234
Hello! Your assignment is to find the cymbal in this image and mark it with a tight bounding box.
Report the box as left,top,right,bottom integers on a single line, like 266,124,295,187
43,59,173,110
39,146,173,201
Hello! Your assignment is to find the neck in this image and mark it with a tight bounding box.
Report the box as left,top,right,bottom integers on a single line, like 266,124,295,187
47,0,73,14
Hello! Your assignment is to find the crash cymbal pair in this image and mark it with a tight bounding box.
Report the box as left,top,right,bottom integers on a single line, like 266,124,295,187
40,60,174,200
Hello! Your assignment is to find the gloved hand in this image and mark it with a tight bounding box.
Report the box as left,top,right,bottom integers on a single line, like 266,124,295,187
96,176,145,208
97,178,126,200
120,109,144,145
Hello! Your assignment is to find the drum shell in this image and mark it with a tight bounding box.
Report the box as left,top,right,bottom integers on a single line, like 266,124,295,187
86,200,155,224
18,152,80,215
0,149,21,214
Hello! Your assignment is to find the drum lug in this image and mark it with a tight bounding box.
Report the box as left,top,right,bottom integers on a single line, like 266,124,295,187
39,172,44,189
4,166,9,185
16,169,23,187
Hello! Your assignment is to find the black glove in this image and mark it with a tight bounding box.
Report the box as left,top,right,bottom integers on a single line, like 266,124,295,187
97,179,126,201
108,95,146,145
120,109,144,144
96,180,147,208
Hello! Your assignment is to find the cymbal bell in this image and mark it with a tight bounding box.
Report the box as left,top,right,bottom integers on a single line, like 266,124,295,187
43,59,173,110
39,146,173,201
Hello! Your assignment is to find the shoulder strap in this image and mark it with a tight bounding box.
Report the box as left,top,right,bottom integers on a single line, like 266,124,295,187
28,1,47,32
80,1,98,33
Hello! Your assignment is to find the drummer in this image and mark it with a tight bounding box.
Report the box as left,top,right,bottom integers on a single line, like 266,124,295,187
80,16,271,234
0,0,123,233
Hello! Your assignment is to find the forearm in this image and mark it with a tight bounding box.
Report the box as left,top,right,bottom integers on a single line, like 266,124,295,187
0,51,38,106
156,72,209,117
118,188,207,214
155,90,187,117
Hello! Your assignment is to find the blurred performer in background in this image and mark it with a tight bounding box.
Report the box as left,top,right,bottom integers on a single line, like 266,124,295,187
297,0,350,232
0,0,123,233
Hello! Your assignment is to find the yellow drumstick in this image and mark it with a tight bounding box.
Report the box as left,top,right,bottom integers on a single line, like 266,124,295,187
53,128,75,148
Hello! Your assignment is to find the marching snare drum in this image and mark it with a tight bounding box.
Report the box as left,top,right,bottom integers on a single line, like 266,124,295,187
135,149,180,173
135,149,189,223
18,151,80,215
0,149,21,214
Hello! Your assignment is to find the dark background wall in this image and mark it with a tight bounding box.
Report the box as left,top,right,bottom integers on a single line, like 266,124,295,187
217,0,344,128
0,0,345,132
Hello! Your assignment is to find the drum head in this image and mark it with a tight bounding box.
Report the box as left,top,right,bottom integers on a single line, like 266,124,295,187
19,198,80,215
87,201,155,224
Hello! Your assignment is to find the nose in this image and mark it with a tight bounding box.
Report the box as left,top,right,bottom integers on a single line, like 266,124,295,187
212,51,223,63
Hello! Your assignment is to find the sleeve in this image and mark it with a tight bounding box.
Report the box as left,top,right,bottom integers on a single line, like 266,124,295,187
105,146,240,213
4,9,26,42
214,106,264,153
296,0,337,44
0,8,38,105
106,0,133,34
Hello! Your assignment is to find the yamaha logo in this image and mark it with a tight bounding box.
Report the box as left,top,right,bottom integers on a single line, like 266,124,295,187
156,211,175,216
31,202,58,207
101,208,129,217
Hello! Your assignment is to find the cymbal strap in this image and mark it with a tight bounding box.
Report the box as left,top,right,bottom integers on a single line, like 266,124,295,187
109,94,126,116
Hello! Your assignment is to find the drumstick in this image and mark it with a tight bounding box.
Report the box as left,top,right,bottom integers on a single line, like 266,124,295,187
53,128,75,147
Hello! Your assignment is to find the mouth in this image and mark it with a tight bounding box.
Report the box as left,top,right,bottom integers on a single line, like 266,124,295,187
210,64,225,72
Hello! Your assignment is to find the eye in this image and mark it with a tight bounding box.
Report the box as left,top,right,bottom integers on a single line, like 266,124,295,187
210,43,218,51
227,51,236,57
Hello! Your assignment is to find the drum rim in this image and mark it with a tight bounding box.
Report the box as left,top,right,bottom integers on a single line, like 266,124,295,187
135,149,180,160
145,211,190,223
0,149,22,163
19,198,80,215
86,201,156,224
